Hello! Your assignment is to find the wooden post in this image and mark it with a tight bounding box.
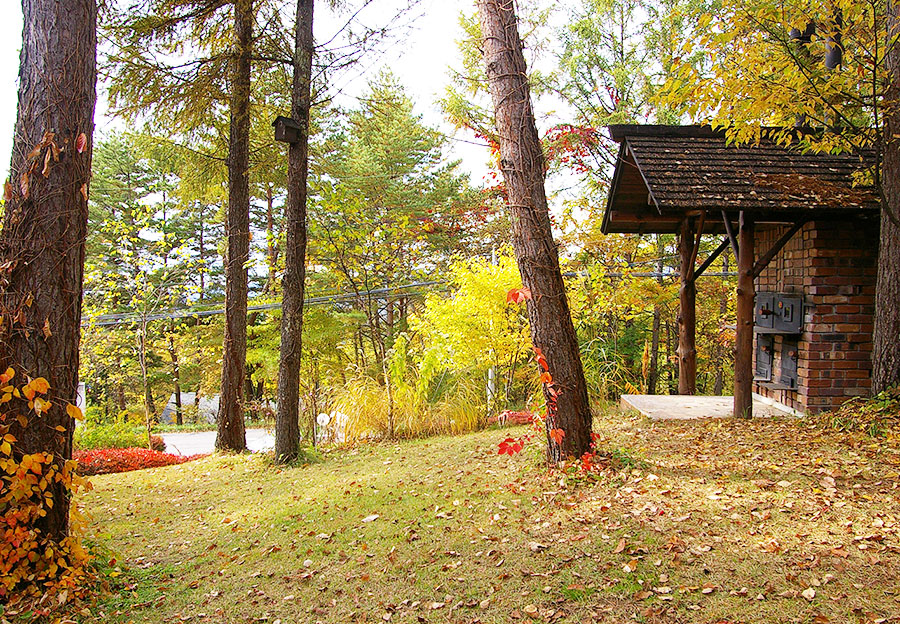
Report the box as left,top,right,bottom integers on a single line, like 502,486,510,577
677,218,697,395
734,211,755,418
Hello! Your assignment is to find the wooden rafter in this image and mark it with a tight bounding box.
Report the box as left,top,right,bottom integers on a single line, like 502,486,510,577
722,210,740,258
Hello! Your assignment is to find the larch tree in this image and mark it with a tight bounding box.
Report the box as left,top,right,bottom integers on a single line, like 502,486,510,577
0,0,96,543
275,0,314,463
216,0,252,451
477,0,593,461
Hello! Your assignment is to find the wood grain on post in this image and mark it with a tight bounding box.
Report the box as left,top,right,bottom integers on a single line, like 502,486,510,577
677,218,697,395
734,212,755,419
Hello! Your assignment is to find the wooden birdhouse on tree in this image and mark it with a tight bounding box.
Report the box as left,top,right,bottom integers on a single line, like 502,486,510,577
273,115,301,144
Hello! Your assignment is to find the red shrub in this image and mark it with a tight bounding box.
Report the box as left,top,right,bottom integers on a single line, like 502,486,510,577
73,448,206,476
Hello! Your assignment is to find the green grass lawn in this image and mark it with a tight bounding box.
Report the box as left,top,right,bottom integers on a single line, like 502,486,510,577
78,410,900,623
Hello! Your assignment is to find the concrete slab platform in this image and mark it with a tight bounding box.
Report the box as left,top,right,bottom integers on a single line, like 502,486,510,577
620,394,791,420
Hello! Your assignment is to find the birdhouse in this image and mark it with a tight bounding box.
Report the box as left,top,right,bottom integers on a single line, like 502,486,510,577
273,116,301,144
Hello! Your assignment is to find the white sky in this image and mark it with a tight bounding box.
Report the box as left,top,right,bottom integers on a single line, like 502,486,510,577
0,0,496,187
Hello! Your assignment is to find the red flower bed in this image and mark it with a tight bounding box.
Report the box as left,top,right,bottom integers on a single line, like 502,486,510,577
73,448,207,476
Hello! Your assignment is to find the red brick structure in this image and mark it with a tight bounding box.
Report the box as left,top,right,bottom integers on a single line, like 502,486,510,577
754,221,879,413
601,125,880,417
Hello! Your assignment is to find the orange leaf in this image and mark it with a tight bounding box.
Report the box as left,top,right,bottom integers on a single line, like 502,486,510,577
549,428,565,444
75,132,87,154
539,371,553,384
0,367,14,384
30,377,50,394
66,403,82,420
3,180,11,201
505,287,532,304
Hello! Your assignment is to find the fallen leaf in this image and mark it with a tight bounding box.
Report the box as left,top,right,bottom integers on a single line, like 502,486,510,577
802,587,816,601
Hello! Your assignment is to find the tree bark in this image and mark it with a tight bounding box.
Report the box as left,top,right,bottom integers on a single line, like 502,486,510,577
734,212,755,418
0,0,96,540
275,0,314,463
216,0,252,452
677,219,697,394
874,0,900,393
478,0,592,461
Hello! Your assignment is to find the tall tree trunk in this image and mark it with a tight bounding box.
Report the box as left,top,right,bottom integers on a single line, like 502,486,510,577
0,0,97,540
478,0,592,461
167,330,182,425
275,0,314,463
875,1,900,393
216,0,252,452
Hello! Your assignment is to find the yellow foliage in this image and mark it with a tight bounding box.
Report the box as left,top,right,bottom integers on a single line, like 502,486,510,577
0,368,94,606
660,0,884,153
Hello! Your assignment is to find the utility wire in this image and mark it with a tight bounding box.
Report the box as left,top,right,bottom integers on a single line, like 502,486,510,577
85,269,736,328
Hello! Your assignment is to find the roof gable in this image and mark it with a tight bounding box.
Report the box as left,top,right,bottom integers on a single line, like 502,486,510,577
602,126,879,234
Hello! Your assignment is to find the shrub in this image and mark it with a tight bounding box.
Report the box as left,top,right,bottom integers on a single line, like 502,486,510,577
73,448,206,476
74,420,146,451
336,376,486,441
149,434,166,452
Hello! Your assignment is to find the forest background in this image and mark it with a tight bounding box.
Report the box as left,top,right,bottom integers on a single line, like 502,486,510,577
0,0,734,446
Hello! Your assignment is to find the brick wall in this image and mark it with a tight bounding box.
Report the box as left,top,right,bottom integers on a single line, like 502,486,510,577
753,219,878,413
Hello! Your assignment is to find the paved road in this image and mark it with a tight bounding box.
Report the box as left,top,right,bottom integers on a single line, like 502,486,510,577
160,428,274,456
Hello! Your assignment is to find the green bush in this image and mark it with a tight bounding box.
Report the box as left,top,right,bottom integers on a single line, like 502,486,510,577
74,420,147,451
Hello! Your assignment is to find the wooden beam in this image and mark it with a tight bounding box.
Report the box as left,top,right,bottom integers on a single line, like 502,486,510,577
734,211,755,419
694,237,730,279
752,220,806,278
677,218,697,395
686,211,706,281
722,210,740,258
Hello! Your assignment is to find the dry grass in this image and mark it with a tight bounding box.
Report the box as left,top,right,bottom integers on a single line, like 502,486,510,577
73,409,900,624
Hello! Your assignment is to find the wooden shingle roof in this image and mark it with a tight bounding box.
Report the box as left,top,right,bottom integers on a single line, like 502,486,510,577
602,125,879,234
